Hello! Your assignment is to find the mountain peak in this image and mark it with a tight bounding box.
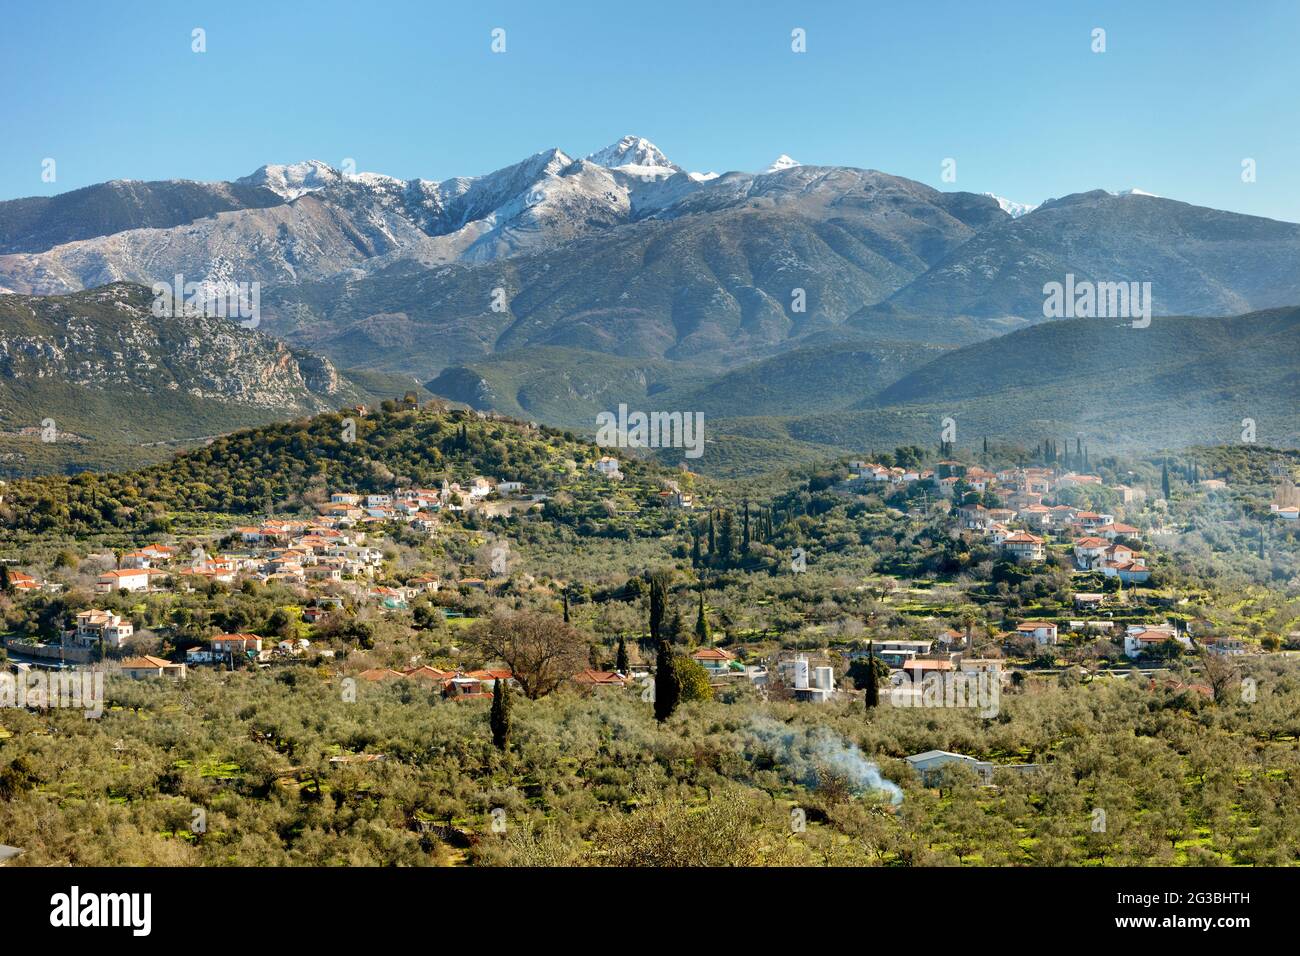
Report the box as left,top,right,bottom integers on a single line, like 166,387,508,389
764,155,801,174
585,136,677,171
237,160,341,199
982,193,1038,218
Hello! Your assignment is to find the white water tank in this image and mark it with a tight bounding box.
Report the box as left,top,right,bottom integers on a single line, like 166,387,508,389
814,666,834,692
793,657,809,690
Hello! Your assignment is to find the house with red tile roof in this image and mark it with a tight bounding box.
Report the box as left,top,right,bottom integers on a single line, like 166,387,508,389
690,646,737,673
572,669,630,688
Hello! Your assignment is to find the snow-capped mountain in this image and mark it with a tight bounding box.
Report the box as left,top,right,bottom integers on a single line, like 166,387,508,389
764,155,801,173
983,193,1038,218
585,135,679,173
0,137,716,293
1112,187,1160,198
237,160,343,200
5,136,1290,359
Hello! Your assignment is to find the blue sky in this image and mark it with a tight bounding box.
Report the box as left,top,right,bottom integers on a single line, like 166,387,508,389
2,0,1298,220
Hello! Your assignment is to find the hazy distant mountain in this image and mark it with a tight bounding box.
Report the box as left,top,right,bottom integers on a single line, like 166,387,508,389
0,179,283,256
849,190,1300,337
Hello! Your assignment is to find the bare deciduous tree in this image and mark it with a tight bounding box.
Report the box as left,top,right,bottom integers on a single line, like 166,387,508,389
467,610,587,699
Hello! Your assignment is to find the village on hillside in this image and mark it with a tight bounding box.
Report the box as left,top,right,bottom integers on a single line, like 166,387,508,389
3,442,1282,714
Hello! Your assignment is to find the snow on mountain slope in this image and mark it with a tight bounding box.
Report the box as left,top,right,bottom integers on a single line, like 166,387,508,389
764,155,801,173
237,160,342,199
585,135,679,173
982,193,1038,218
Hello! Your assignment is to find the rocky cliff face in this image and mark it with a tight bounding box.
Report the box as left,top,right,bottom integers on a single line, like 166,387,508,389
0,282,353,410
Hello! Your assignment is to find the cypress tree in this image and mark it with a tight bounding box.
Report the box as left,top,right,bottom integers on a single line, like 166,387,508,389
562,590,570,623
649,573,668,644
1161,460,1171,500
864,641,879,710
717,511,734,567
742,500,750,553
691,525,702,567
616,635,629,674
490,677,511,750
707,513,716,553
695,590,711,645
654,640,679,722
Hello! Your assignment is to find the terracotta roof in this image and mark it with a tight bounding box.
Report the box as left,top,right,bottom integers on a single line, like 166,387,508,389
572,669,628,685
358,668,404,681
121,656,176,669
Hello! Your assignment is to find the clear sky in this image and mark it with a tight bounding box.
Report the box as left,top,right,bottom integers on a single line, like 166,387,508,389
2,0,1297,221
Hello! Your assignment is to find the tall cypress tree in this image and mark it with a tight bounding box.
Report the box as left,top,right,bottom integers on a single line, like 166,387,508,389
864,641,879,710
717,511,735,567
1161,460,1171,500
562,590,570,623
654,640,679,722
741,500,750,553
490,677,511,751
616,635,629,674
649,573,668,644
695,590,711,646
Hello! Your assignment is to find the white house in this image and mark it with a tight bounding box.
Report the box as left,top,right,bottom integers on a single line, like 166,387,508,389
1015,621,1058,646
96,567,167,594
73,609,134,649
593,456,624,480
1001,532,1045,562
905,750,993,786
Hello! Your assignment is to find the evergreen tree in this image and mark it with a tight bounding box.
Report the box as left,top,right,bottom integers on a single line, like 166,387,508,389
1161,460,1171,500
691,525,703,568
741,500,751,553
648,572,668,644
616,635,629,674
0,565,11,594
707,513,716,553
695,590,711,645
864,641,879,710
669,606,688,644
654,640,680,722
490,677,511,751
562,590,570,624
717,511,735,567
